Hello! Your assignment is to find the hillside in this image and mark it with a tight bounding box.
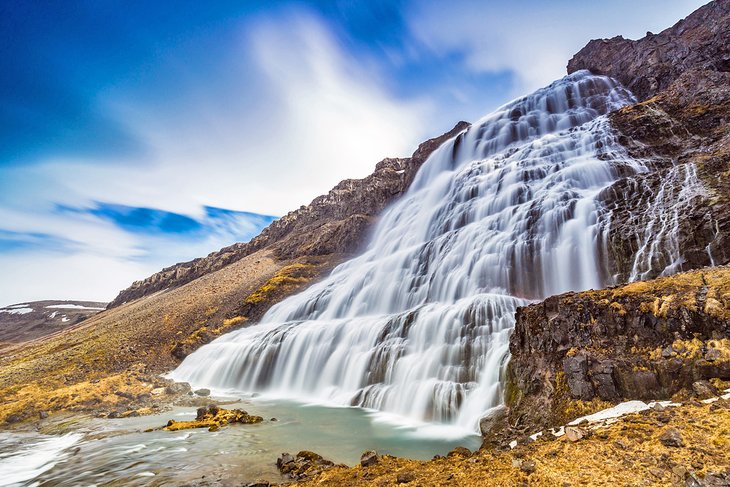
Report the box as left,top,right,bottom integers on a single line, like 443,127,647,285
0,123,467,424
0,300,106,349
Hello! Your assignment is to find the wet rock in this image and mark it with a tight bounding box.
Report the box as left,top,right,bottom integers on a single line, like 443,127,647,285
165,381,192,395
107,411,120,419
659,428,684,447
277,453,295,468
360,450,378,467
479,405,508,437
396,471,416,484
246,482,270,487
270,417,278,421
163,405,263,431
194,388,210,397
563,355,594,400
276,450,335,480
508,267,730,432
5,414,21,424
692,380,718,399
39,411,48,419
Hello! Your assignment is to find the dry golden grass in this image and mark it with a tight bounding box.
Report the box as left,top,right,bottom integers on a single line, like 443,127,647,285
302,400,730,486
0,250,337,424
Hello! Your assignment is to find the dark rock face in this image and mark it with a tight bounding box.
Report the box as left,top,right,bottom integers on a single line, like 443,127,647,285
507,266,730,431
276,450,336,480
108,122,469,308
567,0,730,101
599,68,730,283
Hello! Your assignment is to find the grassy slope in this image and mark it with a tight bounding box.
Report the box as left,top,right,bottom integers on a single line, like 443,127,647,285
0,249,338,424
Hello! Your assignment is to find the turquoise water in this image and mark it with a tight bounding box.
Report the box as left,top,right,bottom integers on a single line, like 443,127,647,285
0,397,481,486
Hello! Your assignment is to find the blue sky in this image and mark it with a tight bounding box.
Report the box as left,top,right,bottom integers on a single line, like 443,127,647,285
0,0,706,305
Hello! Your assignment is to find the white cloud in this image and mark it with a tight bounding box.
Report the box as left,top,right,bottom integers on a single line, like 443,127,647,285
0,252,151,306
0,12,431,305
31,12,430,218
407,0,708,95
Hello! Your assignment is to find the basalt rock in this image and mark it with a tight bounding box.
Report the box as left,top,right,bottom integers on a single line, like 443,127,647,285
276,450,336,480
108,122,469,308
598,68,730,283
507,266,730,431
567,0,730,102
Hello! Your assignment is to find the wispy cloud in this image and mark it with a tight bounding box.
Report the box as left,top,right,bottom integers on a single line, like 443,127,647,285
0,9,430,305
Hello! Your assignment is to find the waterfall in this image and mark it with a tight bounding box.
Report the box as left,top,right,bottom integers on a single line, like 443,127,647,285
627,163,707,281
170,71,646,432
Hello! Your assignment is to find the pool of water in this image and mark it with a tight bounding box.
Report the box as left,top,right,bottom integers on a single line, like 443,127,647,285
0,396,481,486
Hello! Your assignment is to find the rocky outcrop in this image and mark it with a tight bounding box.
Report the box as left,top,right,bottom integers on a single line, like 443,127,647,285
108,122,469,308
507,266,730,431
162,404,263,432
277,451,337,481
567,0,730,101
599,68,730,283
571,0,730,284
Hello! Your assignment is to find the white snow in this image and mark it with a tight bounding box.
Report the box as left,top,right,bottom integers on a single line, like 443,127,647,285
45,304,105,310
0,307,34,315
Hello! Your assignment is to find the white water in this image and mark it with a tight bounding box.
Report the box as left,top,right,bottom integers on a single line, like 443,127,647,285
0,433,82,487
628,163,707,281
171,71,646,433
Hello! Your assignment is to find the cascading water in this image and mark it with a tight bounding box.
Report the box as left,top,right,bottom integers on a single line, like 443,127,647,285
627,163,707,281
170,71,647,432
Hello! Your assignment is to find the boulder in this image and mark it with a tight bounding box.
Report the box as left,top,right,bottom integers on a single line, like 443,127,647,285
659,428,684,448
360,450,378,467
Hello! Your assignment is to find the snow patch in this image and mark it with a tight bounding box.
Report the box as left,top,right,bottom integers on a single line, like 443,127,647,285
0,308,34,315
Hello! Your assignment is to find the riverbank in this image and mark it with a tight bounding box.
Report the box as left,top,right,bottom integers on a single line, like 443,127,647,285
299,394,730,486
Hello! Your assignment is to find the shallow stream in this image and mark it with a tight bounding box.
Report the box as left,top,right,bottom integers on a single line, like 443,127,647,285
0,396,480,486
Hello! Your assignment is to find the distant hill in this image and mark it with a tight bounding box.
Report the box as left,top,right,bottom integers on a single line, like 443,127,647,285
0,300,107,348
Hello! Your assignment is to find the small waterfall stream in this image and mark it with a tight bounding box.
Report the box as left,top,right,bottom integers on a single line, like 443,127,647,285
171,71,648,432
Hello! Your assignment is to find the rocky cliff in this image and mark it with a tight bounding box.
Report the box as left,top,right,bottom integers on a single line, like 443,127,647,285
582,0,730,284
567,0,730,101
505,0,730,434
108,122,468,308
507,267,729,431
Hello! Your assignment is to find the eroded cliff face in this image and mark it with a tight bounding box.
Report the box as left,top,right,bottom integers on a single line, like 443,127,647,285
507,267,729,431
505,0,730,433
108,122,468,308
567,0,730,101
599,68,730,283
